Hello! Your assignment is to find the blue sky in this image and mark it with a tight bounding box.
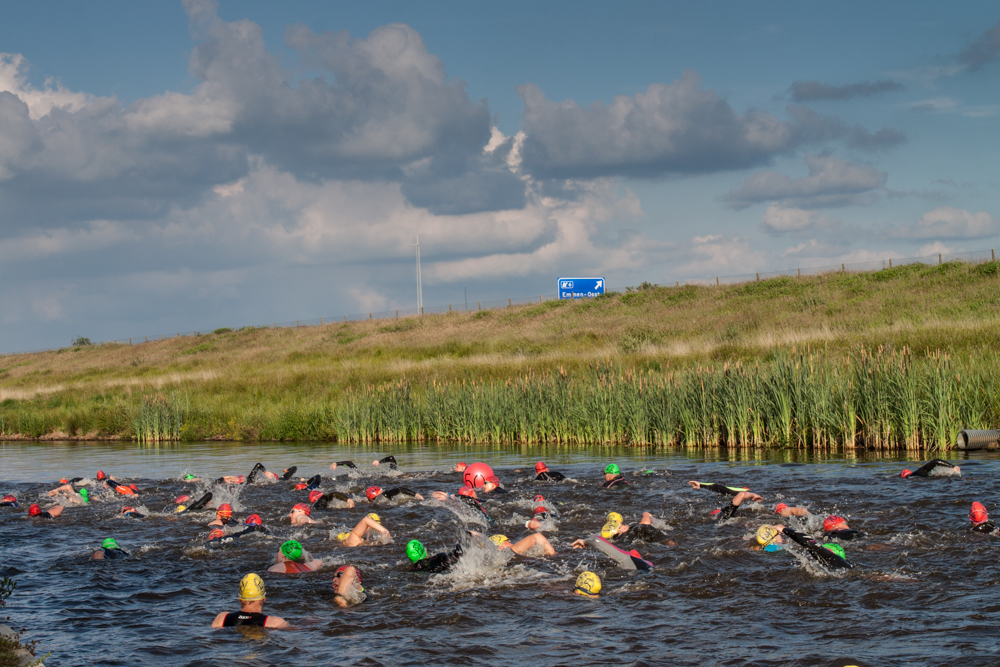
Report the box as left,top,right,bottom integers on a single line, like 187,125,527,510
0,1,998,351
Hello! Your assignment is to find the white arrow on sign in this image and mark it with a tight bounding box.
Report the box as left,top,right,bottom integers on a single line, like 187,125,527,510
596,280,603,289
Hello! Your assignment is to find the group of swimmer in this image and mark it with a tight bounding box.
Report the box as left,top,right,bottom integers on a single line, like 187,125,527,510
4,453,987,627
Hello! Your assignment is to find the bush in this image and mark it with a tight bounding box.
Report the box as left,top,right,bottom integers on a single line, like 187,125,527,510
213,327,233,334
72,336,92,346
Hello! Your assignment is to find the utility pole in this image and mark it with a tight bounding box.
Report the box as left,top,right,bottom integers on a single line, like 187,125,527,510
413,236,423,314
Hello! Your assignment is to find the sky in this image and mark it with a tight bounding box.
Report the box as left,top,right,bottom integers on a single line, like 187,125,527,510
1,1,998,352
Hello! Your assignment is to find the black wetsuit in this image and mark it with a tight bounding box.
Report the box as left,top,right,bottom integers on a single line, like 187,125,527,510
34,511,55,519
246,462,266,484
971,521,1000,536
825,529,864,541
603,475,631,489
412,544,463,573
377,456,398,470
281,466,297,481
302,474,322,490
536,470,566,481
313,491,352,510
456,495,495,526
207,525,271,547
380,487,419,502
122,510,145,519
222,612,268,627
333,461,358,470
696,483,750,520
185,492,213,511
782,528,854,570
0,501,18,508
612,523,668,546
907,459,956,477
102,547,131,559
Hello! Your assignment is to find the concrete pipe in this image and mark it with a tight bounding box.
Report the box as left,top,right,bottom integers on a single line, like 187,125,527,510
956,429,1000,450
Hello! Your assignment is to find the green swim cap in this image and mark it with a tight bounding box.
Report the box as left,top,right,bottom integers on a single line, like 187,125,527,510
184,474,195,481
79,488,89,503
406,539,428,563
280,539,303,562
605,464,620,475
102,538,119,550
822,543,846,560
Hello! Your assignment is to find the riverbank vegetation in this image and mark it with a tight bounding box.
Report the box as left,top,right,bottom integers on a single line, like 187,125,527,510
2,260,1000,450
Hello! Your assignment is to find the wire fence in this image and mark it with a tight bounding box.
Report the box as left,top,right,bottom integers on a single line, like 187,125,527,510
4,247,997,356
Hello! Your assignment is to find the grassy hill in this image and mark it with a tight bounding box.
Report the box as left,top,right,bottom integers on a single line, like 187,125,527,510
2,259,1000,449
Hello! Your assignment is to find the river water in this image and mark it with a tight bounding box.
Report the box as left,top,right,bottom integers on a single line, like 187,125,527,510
2,441,998,667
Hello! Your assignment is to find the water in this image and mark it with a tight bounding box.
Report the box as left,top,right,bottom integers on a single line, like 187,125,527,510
2,441,999,667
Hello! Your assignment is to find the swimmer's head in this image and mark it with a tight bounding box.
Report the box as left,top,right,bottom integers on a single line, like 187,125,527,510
607,511,623,524
900,469,913,479
406,539,428,563
238,573,266,602
294,483,307,490
102,537,119,550
970,502,989,525
366,486,382,501
823,515,847,532
457,485,476,498
281,540,304,562
535,461,548,473
574,571,601,597
774,503,788,514
604,464,620,476
175,505,187,513
120,506,136,516
533,507,549,516
236,475,245,484
366,513,381,523
96,471,106,481
175,494,190,504
245,514,263,526
2,494,15,503
60,478,68,484
291,503,312,517
28,504,41,516
485,475,500,489
821,543,846,560
489,534,510,547
78,488,89,503
208,529,225,540
216,504,233,519
309,490,323,504
184,474,195,481
601,521,621,539
333,564,360,587
533,495,545,503
336,532,351,541
454,462,468,472
756,525,779,546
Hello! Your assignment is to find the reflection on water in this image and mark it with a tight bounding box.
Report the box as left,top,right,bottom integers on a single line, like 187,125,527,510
2,441,1000,666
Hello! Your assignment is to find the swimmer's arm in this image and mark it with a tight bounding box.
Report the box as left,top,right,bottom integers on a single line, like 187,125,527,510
211,613,227,628
689,482,743,496
264,615,289,629
570,539,588,549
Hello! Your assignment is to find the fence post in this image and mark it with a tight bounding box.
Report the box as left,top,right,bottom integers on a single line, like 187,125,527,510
797,268,800,277
177,333,180,338
756,272,759,282
508,298,511,308
449,305,452,313
993,249,995,261
716,277,719,285
842,263,845,273
344,315,347,323
478,301,481,311
539,295,542,303
889,259,892,268
396,310,398,319
145,336,147,343
160,334,163,340
129,338,132,345
320,318,323,325
939,253,942,265
421,307,424,315
369,313,372,320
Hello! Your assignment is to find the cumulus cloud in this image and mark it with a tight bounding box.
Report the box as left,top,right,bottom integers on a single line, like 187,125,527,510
788,79,904,102
891,207,998,239
958,20,1000,72
761,206,840,235
722,155,887,210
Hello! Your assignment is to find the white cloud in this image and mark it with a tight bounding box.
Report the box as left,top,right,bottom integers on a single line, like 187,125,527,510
0,53,92,119
761,205,840,235
723,155,886,210
891,207,998,239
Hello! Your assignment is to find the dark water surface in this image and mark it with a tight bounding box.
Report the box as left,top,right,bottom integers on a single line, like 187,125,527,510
2,442,999,667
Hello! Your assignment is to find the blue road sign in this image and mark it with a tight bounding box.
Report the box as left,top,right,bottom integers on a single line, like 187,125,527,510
558,277,606,299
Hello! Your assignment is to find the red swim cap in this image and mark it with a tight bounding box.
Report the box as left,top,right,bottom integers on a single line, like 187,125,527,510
823,515,847,532
96,471,106,480
217,503,233,518
457,485,476,498
28,504,41,516
245,514,263,526
628,549,641,558
294,483,307,490
454,462,467,472
971,502,989,525
129,484,138,491
60,478,68,484
533,495,545,503
533,506,549,515
334,564,361,585
900,469,912,478
486,475,500,486
774,503,788,514
207,529,225,540
366,486,382,501
309,490,323,503
236,475,245,483
535,461,548,473
121,506,136,515
2,494,16,503
175,495,190,504
292,503,312,516
710,508,721,516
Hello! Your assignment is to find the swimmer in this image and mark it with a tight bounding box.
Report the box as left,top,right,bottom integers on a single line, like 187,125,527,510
268,540,323,573
206,515,272,548
46,484,89,505
969,502,1000,535
289,503,317,525
489,533,557,556
823,515,864,541
525,506,557,531
534,462,566,482
332,565,367,607
372,455,398,470
182,474,199,483
103,477,141,496
28,504,64,519
246,462,279,484
774,503,810,518
454,462,468,473
688,481,762,520
1,494,19,508
215,475,245,485
92,537,131,560
175,492,213,514
366,486,424,503
120,506,145,519
900,458,961,478
432,486,495,526
211,573,289,628
752,525,785,551
312,491,355,510
208,503,238,527
329,461,359,471
334,514,391,547
574,571,601,598
771,525,854,570
603,512,673,546
482,475,508,495
280,466,297,480
294,474,323,491
407,539,462,573
603,464,630,489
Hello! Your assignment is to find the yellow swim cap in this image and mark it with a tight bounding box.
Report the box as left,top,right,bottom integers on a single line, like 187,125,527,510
601,521,621,539
175,505,187,514
367,513,381,523
238,573,266,601
489,534,509,547
607,511,623,524
575,571,601,596
336,532,351,541
756,525,779,546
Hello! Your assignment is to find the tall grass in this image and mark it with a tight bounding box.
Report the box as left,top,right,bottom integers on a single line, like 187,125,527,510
132,393,189,444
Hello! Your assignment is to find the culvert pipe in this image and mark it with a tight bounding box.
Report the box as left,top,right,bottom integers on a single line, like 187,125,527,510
955,429,1000,450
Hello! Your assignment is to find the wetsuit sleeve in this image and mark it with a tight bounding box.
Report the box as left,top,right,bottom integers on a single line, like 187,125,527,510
782,528,853,569
549,471,566,481
697,483,744,497
336,461,358,469
379,456,398,469
383,488,417,500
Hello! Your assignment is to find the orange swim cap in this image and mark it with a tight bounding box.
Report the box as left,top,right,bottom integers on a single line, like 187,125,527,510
292,503,311,516
971,502,989,525
823,515,847,532
217,503,233,518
